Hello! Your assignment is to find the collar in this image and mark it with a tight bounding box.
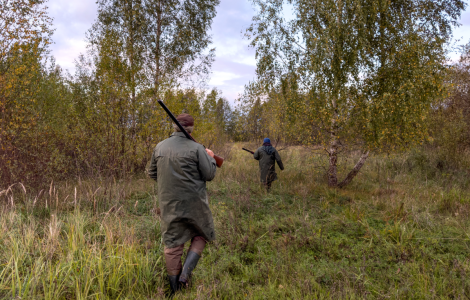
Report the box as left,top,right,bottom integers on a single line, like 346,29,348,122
171,132,187,137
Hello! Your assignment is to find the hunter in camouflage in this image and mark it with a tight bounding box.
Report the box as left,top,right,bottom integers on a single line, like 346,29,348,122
148,113,217,294
254,138,284,191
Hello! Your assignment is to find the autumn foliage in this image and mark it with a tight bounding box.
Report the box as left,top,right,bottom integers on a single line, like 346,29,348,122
0,0,231,188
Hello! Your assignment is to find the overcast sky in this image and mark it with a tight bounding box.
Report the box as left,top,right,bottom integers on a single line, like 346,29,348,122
47,0,470,103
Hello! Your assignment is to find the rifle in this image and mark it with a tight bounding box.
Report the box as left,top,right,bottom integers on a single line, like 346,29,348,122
157,99,224,168
242,148,254,154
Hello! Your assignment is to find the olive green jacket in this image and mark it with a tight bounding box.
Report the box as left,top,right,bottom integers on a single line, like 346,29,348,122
254,145,284,183
148,132,217,248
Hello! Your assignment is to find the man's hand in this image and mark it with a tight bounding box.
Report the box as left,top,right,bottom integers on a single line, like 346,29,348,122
205,149,214,158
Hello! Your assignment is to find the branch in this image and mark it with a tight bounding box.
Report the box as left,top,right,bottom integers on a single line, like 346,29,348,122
338,149,370,188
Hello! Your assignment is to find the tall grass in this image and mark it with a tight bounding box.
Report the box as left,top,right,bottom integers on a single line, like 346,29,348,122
0,179,165,299
1,144,469,299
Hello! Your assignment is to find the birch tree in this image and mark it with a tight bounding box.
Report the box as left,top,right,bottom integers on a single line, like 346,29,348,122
74,0,220,174
145,0,219,94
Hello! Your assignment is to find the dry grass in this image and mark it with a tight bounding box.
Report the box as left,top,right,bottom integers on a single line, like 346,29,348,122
0,145,469,299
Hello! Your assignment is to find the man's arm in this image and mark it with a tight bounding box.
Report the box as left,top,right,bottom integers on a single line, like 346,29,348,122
275,150,284,170
148,150,158,180
253,148,260,160
197,145,217,181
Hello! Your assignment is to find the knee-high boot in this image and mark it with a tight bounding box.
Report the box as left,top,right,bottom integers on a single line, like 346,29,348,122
179,251,201,286
168,274,181,295
164,244,184,295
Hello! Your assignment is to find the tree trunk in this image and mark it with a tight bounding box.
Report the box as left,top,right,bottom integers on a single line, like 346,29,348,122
328,97,339,187
154,0,162,95
328,0,342,188
128,0,138,171
328,138,339,187
338,150,370,188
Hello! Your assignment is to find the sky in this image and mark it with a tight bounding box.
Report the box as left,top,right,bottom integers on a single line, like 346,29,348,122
47,0,470,103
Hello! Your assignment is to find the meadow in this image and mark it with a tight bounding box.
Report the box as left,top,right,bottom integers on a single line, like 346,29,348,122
0,144,469,299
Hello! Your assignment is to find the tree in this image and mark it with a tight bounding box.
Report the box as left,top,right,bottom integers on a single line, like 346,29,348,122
73,0,220,175
0,0,226,187
429,42,470,169
247,0,466,187
145,0,219,94
0,0,53,186
83,0,149,173
240,76,315,144
197,89,232,149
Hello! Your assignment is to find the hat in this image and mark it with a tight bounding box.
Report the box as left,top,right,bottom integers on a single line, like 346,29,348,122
263,138,271,144
176,113,194,127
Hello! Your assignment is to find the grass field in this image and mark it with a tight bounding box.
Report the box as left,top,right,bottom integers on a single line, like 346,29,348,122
0,144,469,299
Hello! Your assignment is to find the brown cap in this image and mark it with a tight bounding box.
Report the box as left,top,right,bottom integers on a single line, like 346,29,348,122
176,113,194,127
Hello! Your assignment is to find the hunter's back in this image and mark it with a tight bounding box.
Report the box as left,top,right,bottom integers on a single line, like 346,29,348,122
155,133,204,192
148,131,217,248
254,145,284,184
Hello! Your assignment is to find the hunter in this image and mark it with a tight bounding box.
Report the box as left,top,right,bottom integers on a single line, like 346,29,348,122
254,138,284,191
148,113,217,294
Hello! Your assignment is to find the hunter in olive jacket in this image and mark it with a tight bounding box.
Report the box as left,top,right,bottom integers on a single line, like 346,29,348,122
148,132,217,248
254,144,284,184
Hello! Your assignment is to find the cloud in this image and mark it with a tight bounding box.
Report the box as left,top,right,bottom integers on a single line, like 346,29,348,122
446,9,470,61
207,0,257,103
454,9,470,42
46,0,257,101
47,0,97,71
45,0,470,102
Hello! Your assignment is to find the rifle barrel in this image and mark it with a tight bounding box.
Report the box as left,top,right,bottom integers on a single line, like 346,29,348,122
242,148,254,154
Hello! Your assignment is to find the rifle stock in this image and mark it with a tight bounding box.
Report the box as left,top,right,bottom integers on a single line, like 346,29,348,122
157,99,224,168
213,155,224,167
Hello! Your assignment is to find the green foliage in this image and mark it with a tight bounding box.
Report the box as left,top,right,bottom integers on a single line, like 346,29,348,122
428,42,470,171
196,89,233,150
0,0,230,188
245,0,466,187
89,0,220,93
68,0,222,176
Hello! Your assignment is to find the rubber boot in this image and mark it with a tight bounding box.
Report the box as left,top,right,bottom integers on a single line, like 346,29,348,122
179,251,201,287
168,275,181,296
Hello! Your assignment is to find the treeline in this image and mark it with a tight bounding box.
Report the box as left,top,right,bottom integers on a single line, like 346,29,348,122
239,45,470,168
1,0,469,189
429,44,470,170
238,0,469,187
0,0,236,188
